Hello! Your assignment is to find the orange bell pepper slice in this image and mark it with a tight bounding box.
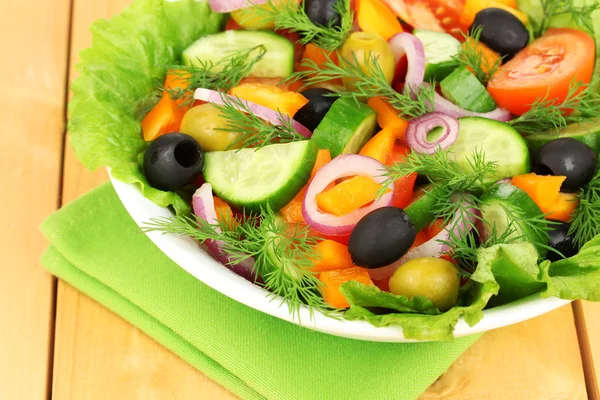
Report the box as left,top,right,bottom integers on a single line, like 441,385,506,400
424,218,446,239
547,193,579,222
359,125,397,163
460,0,528,28
367,97,408,139
319,267,374,308
316,176,386,216
357,0,403,41
310,240,355,272
385,144,417,209
229,83,309,117
460,38,501,76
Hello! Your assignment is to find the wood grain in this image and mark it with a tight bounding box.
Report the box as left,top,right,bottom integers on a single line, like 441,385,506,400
0,0,72,398
574,301,600,400
53,0,594,399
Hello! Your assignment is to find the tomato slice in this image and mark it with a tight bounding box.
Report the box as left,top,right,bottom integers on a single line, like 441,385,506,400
488,28,596,116
380,0,465,38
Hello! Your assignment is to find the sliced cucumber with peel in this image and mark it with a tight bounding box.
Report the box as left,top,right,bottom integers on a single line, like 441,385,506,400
413,29,461,81
450,117,530,181
480,183,547,257
404,185,444,232
183,30,294,78
203,140,317,212
525,118,600,156
440,67,497,112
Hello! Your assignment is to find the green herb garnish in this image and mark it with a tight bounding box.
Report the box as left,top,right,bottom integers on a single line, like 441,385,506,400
569,166,600,249
531,0,600,38
454,26,502,86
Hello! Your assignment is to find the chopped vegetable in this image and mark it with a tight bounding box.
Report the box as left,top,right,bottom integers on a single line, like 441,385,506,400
310,240,355,272
316,175,385,216
356,0,403,41
230,82,309,117
359,125,396,163
366,96,408,137
320,267,374,308
511,173,576,220
458,34,502,84
460,0,528,28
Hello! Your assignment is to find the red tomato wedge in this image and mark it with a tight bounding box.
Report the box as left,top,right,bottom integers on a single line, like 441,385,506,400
487,28,596,116
381,0,465,37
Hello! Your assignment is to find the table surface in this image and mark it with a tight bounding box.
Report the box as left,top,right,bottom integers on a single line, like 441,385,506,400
1,0,599,399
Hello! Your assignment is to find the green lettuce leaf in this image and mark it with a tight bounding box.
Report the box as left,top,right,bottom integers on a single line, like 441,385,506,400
68,0,225,214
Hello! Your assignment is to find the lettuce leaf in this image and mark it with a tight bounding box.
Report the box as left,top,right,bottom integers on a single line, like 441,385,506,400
68,0,225,214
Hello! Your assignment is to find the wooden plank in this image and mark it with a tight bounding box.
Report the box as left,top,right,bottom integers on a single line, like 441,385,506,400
54,1,591,398
574,301,600,400
0,0,72,399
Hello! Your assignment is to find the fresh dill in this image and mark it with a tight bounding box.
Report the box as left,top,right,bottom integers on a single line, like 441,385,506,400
454,26,502,86
531,0,600,38
569,166,600,249
509,78,600,135
241,0,353,51
143,208,335,318
212,93,306,150
291,52,436,118
164,45,267,106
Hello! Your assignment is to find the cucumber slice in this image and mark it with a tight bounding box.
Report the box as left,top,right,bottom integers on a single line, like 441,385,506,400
311,97,377,157
450,117,530,180
480,183,547,256
525,118,600,156
264,214,302,280
203,141,318,212
413,29,461,81
183,30,294,78
404,185,444,232
440,67,497,112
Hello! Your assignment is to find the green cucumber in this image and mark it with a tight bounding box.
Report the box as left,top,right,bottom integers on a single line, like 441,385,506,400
404,185,444,232
480,183,547,257
440,67,497,113
525,118,600,156
450,117,530,181
413,29,461,81
311,98,377,157
183,30,294,78
204,140,317,212
265,214,302,280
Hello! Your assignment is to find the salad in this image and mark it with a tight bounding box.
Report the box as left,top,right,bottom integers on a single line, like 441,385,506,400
70,0,600,340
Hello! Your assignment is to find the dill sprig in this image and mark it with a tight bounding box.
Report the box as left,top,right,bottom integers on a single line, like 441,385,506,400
291,52,436,118
143,208,335,318
164,45,267,106
212,93,306,150
454,26,502,85
508,78,600,135
532,0,600,38
569,166,600,249
241,0,353,51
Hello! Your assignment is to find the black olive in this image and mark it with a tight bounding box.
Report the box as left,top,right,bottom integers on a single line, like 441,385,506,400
304,0,341,29
293,88,337,132
143,132,204,191
469,8,529,60
533,138,597,193
348,207,416,268
547,221,578,262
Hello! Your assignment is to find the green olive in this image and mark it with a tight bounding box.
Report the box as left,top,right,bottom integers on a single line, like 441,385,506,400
231,0,299,30
180,104,242,152
389,257,460,312
340,32,396,88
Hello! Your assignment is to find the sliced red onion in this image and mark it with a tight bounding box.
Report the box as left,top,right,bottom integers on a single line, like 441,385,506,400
427,84,513,122
192,183,257,282
194,88,312,138
368,196,478,281
208,0,266,13
302,154,394,236
405,112,459,154
388,32,426,91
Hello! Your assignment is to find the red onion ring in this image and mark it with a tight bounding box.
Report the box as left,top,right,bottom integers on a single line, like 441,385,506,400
192,183,257,281
405,112,459,154
208,0,267,13
426,84,513,122
194,88,312,138
388,32,426,91
369,196,478,281
302,154,394,236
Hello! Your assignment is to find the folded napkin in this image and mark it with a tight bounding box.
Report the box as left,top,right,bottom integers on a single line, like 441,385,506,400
40,183,480,400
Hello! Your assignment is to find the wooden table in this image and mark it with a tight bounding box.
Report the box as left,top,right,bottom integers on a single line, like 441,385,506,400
1,0,599,398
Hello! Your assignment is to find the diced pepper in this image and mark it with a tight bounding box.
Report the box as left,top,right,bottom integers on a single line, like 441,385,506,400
357,0,403,41
310,240,355,272
373,277,390,292
410,230,429,250
367,97,408,139
460,38,501,77
213,196,236,230
425,218,446,239
316,176,385,216
230,83,309,117
281,149,332,223
492,0,517,7
297,44,343,86
460,0,528,28
359,125,397,163
319,267,374,308
385,144,417,209
547,193,579,222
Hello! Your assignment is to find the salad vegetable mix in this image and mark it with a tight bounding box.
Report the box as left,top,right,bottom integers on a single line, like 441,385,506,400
70,0,600,340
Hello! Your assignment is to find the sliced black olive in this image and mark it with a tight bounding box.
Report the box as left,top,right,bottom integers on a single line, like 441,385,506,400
304,0,341,29
143,132,204,191
547,221,578,262
348,207,416,268
533,138,597,193
469,8,529,60
294,88,337,132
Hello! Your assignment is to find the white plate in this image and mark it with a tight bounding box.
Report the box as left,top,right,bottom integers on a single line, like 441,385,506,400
110,174,571,342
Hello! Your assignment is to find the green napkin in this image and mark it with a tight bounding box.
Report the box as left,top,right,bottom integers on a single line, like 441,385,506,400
40,183,480,400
